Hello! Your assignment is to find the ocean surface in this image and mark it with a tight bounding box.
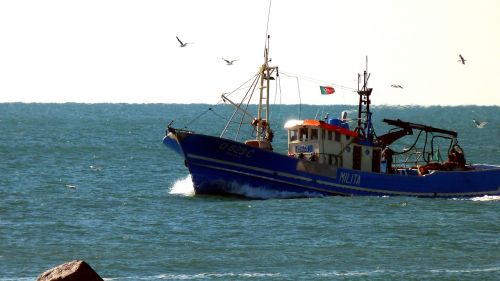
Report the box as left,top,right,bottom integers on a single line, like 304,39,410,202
1,103,499,280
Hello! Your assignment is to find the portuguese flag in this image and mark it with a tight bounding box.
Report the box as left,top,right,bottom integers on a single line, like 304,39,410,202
320,86,335,95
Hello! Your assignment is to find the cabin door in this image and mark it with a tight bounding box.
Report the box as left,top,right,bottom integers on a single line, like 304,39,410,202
353,146,361,170
372,149,381,172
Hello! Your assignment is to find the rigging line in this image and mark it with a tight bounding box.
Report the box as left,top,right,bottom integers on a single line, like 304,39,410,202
223,74,260,139
393,129,424,155
235,80,258,140
182,101,223,129
269,74,282,124
224,71,260,98
236,86,256,140
221,104,243,138
273,75,278,104
277,72,282,105
270,75,278,115
314,109,319,120
280,72,302,119
209,108,250,125
280,71,357,92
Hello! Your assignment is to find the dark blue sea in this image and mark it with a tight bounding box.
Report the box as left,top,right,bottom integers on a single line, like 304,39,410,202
1,103,499,280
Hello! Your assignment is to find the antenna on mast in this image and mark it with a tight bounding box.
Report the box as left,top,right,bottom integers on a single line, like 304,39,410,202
264,0,272,63
264,0,272,46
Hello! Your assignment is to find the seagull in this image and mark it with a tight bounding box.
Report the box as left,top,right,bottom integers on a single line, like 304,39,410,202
390,84,403,89
176,36,190,47
472,119,487,128
458,54,466,65
222,58,237,65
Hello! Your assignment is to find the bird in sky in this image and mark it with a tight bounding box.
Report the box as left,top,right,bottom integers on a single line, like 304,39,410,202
176,36,191,47
472,119,487,128
390,84,403,89
458,54,466,64
222,58,238,65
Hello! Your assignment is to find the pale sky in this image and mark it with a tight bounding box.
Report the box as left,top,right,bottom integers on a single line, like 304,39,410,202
1,0,499,106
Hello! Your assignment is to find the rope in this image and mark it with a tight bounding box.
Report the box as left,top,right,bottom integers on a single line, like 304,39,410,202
182,103,219,129
209,108,250,124
280,71,357,92
280,72,302,119
221,73,260,138
223,71,260,99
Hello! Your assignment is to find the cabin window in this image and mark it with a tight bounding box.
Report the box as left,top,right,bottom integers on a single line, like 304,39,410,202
290,130,298,142
334,131,341,142
310,129,318,140
346,135,351,140
328,131,333,140
299,127,308,141
321,129,325,140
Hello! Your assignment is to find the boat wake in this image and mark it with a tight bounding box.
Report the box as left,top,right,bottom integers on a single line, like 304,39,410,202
470,195,500,202
99,265,500,280
102,272,281,280
169,176,323,199
7,266,500,281
224,180,324,199
169,175,195,196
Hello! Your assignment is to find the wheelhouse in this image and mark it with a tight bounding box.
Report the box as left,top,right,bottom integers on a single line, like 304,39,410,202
285,116,382,173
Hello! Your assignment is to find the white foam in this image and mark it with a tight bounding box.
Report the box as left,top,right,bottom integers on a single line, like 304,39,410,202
227,181,324,199
470,195,500,202
430,266,500,273
169,175,195,196
103,272,281,280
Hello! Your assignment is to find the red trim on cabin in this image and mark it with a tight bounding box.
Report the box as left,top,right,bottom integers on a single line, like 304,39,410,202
302,120,358,137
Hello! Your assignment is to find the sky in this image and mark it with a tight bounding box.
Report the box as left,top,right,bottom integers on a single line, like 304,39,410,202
1,0,499,106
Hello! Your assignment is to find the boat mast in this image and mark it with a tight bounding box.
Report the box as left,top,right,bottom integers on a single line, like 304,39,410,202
256,35,277,142
356,56,374,143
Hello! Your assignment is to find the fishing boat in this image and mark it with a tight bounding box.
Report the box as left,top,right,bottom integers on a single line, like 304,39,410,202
163,35,500,199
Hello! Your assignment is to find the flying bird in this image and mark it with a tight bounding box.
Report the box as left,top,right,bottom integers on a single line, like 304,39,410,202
176,36,190,47
458,54,466,64
472,119,487,128
390,84,403,89
222,58,238,65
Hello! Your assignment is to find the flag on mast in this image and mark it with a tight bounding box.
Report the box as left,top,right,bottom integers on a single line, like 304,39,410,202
320,86,335,95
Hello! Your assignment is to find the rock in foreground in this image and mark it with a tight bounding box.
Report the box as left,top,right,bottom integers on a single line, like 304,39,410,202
37,260,103,281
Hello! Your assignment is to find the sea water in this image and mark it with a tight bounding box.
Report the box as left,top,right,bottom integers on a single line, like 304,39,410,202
1,103,499,280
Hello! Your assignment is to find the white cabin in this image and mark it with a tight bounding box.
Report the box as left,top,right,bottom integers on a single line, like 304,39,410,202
284,117,382,173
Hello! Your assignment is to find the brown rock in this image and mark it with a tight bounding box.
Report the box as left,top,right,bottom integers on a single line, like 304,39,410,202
37,260,104,281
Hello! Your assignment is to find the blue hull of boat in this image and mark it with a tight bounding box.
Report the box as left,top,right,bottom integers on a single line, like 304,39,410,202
164,132,500,199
